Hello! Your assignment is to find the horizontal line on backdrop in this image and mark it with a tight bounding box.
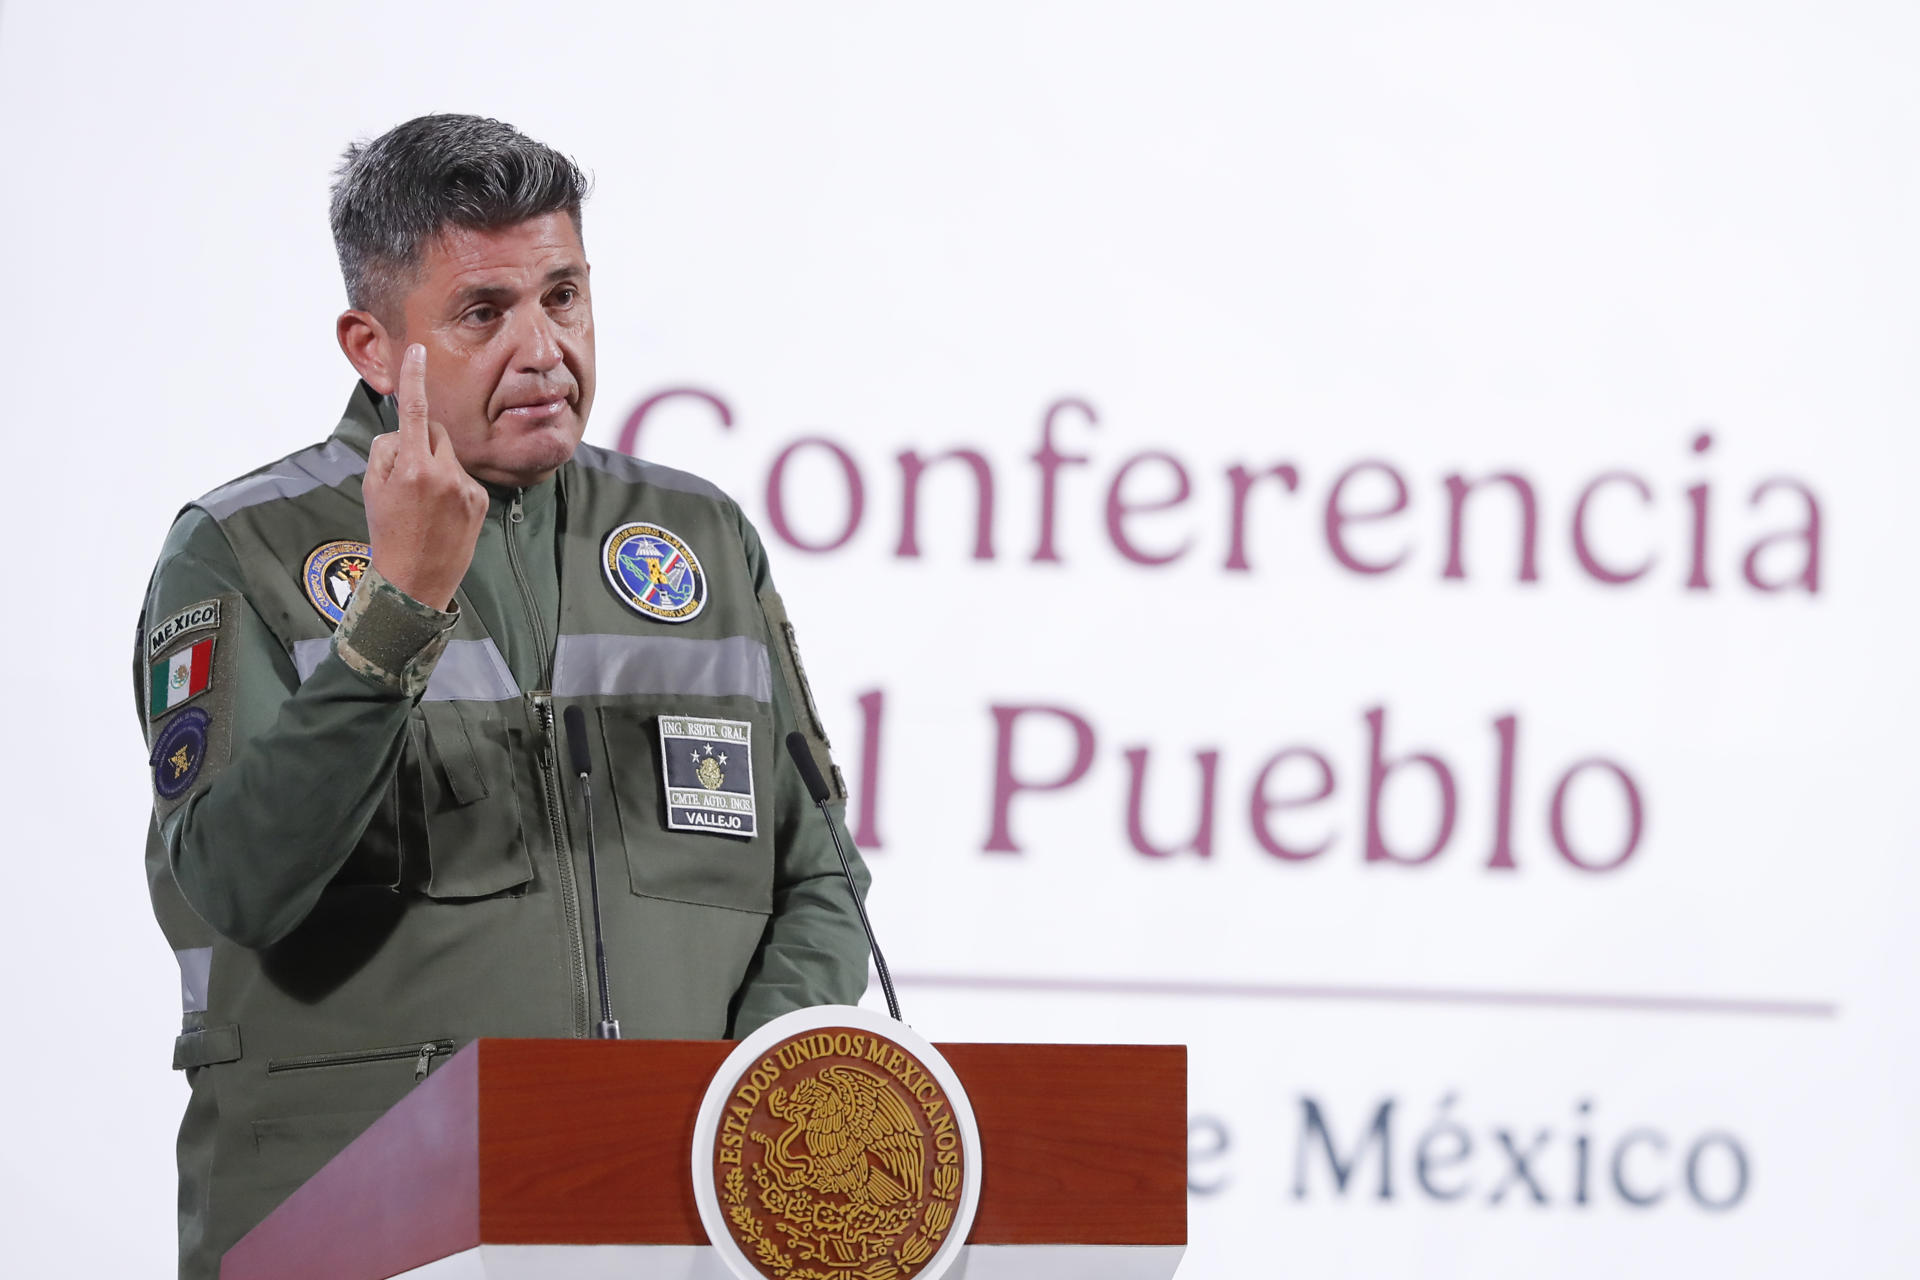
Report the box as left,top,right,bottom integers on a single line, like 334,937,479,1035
892,973,1837,1019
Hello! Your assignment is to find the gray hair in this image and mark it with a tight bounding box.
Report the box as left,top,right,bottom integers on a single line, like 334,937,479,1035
328,113,592,317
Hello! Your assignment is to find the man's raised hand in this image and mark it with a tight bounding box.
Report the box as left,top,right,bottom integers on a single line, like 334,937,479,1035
363,344,488,610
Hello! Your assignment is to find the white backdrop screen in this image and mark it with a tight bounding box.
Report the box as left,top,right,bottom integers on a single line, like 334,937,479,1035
1,3,1914,1276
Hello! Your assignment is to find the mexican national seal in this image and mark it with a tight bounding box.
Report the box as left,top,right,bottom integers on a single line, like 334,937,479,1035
693,1006,983,1280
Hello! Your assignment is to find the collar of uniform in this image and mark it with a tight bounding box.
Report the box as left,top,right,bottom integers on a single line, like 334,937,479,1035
481,471,559,519
329,380,392,458
330,379,564,518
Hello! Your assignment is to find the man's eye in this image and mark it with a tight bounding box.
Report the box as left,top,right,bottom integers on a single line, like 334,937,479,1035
551,286,578,307
464,306,500,325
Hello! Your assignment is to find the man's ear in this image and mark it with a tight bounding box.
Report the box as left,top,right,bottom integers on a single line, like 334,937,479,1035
337,309,400,394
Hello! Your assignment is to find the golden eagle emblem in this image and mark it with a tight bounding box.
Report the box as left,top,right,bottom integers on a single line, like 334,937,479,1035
762,1066,926,1208
712,1025,969,1279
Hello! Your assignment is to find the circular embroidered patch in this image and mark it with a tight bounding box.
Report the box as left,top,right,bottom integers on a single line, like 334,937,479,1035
303,540,373,627
150,707,212,800
602,522,707,622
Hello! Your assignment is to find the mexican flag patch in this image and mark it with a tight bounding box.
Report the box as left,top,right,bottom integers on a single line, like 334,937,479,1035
150,637,214,718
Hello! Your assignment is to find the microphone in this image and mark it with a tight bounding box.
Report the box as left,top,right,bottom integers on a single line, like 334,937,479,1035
563,705,620,1039
564,703,593,777
785,731,902,1022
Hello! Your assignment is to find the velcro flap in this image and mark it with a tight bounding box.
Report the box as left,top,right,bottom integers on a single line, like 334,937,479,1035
173,1024,242,1070
757,587,847,803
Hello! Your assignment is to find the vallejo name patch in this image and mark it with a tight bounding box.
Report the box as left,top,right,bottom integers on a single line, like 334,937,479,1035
604,522,707,622
151,706,212,801
147,598,220,660
303,540,372,627
660,716,756,837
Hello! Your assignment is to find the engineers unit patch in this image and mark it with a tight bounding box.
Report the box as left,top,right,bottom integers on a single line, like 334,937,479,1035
151,706,212,801
302,539,373,627
603,522,707,622
659,715,756,837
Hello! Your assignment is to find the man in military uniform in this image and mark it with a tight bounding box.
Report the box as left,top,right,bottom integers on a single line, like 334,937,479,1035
134,114,870,1278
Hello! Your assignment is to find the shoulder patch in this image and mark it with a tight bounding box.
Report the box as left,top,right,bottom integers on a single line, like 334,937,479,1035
146,598,220,661
148,636,216,719
151,707,212,800
303,540,373,627
140,591,243,820
603,523,708,622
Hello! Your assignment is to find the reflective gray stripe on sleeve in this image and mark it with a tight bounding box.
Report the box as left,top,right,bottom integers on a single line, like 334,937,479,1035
176,947,212,1014
293,636,519,701
552,633,772,702
571,443,726,500
197,441,368,520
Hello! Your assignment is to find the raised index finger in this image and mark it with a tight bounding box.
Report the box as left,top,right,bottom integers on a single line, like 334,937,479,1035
396,343,430,454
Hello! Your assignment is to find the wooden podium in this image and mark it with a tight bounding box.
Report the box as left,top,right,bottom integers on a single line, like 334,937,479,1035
222,1038,1186,1279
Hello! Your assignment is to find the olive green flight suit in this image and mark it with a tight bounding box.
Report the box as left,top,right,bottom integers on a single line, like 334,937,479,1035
134,382,869,1279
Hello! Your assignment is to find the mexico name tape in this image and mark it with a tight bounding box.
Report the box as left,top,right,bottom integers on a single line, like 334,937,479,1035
147,599,220,660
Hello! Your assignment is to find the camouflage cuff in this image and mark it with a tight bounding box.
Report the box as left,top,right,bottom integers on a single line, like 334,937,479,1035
331,565,459,699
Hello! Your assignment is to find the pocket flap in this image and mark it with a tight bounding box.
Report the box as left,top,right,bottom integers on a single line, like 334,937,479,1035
173,1023,242,1070
422,703,489,806
408,702,532,900
598,704,774,914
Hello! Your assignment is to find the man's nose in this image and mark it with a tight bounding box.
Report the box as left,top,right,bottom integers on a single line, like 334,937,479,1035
512,307,565,374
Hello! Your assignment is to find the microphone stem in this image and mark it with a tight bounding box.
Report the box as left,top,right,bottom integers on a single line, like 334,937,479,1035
579,773,620,1039
818,798,902,1022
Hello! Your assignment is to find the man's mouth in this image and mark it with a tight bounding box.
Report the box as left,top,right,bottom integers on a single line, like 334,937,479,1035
499,393,571,423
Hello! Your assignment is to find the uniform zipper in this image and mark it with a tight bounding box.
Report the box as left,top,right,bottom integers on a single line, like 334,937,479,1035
266,1039,457,1082
506,489,590,1038
535,697,591,1038
505,491,553,688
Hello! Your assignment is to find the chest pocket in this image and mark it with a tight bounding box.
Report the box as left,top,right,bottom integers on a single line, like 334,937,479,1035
398,701,534,898
595,703,774,916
